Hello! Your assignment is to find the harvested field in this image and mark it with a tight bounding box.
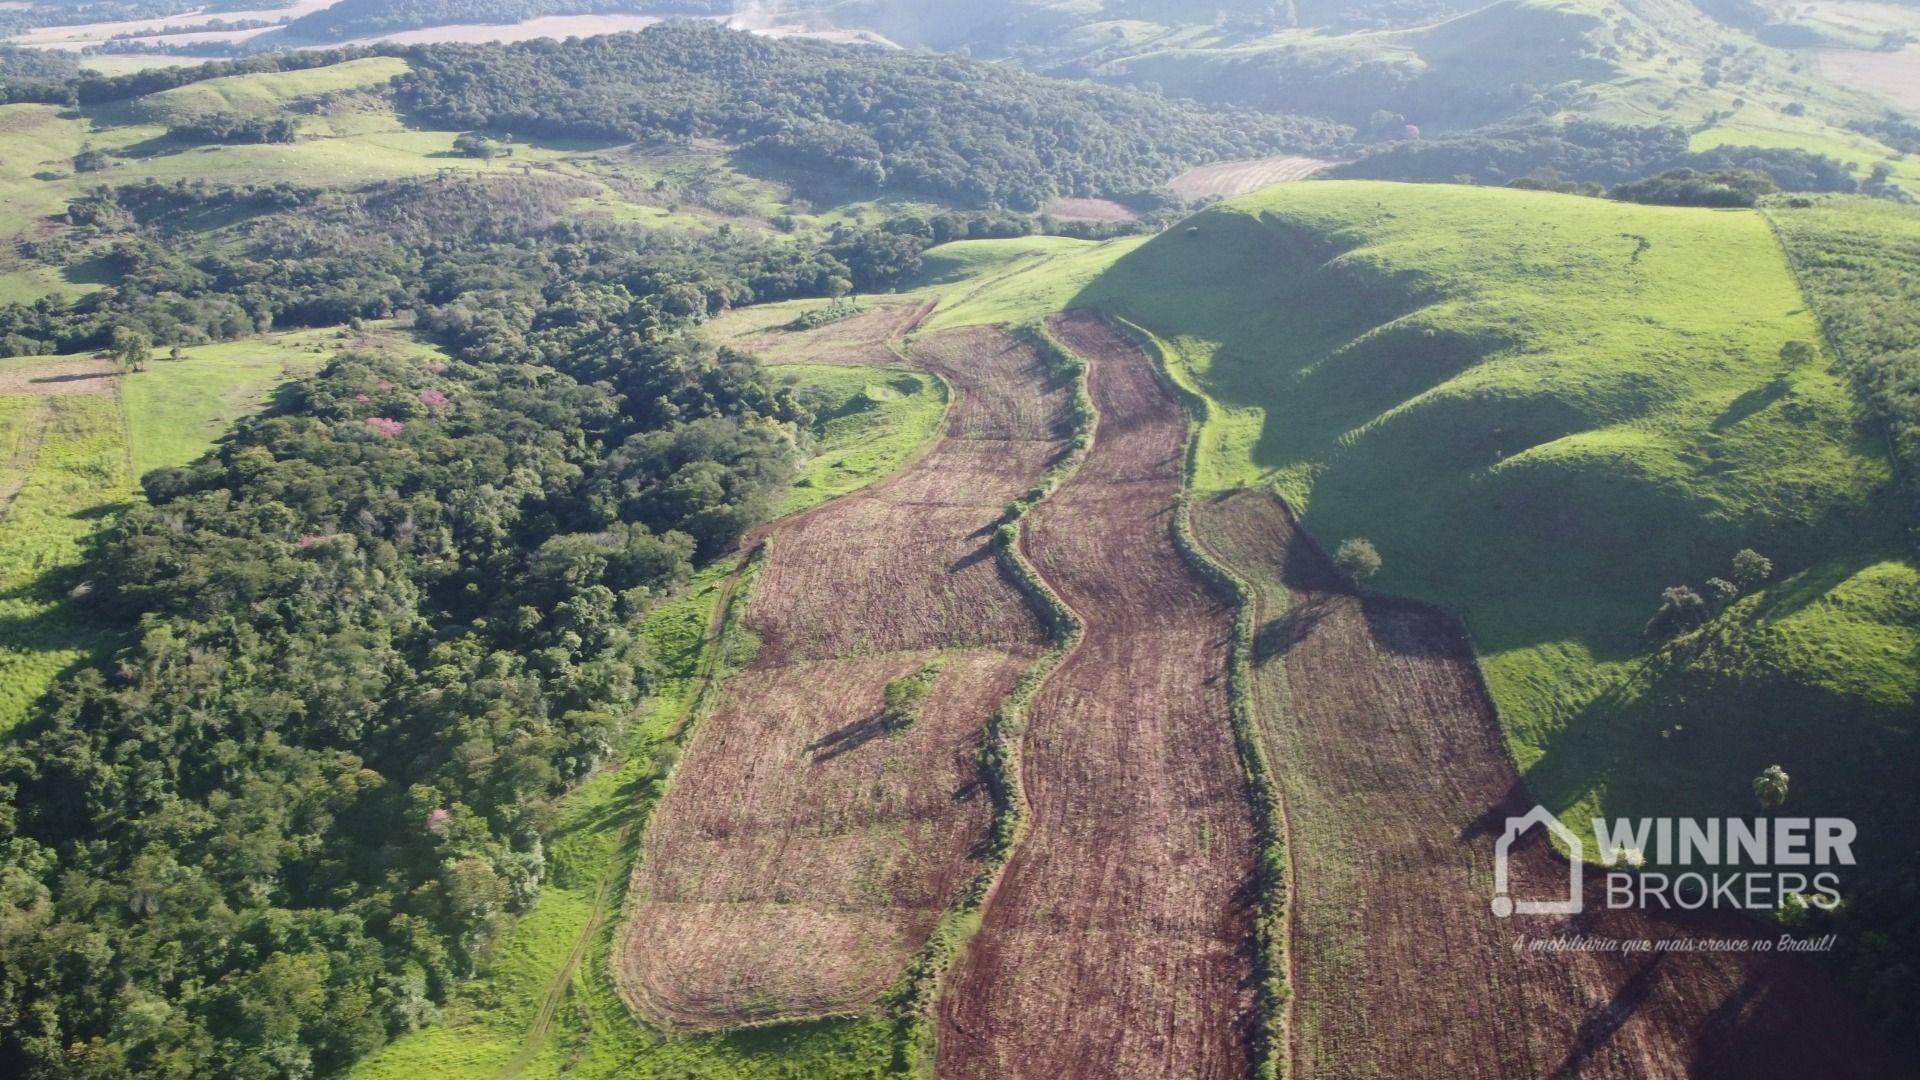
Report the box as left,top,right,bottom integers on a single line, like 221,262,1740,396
1169,155,1329,201
0,357,117,396
1812,45,1920,115
615,324,1072,1031
938,313,1256,1079
1193,488,1891,1078
728,299,936,367
1041,197,1138,223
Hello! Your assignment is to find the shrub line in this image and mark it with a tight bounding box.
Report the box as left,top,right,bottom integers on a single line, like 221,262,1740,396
881,319,1096,1076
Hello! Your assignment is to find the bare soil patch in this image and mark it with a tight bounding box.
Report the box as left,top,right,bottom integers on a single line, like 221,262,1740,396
615,325,1071,1031
1169,155,1330,201
732,299,936,367
1812,45,1920,115
1194,488,1891,1078
937,313,1256,1079
0,358,118,396
1041,197,1138,223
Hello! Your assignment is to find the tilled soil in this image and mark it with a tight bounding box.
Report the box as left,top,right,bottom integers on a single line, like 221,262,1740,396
1194,488,1891,1079
1167,155,1330,201
732,299,937,367
614,325,1070,1031
937,313,1258,1079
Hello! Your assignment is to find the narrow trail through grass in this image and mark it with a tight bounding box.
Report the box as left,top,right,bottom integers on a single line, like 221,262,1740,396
0,398,51,518
498,560,753,1080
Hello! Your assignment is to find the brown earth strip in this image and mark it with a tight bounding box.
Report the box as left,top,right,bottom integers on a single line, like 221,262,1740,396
1194,488,1891,1079
614,324,1071,1031
1042,197,1139,223
937,313,1257,1079
0,357,118,396
733,299,937,367
1168,155,1330,201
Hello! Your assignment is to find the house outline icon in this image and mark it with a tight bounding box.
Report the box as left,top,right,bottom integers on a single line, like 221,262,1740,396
1492,805,1583,917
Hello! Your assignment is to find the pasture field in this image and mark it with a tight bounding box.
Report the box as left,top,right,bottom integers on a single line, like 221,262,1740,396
1072,180,1915,862
778,362,948,515
5,0,342,50
1194,488,1888,1077
616,324,1069,1032
0,326,398,736
125,56,413,123
1810,44,1920,115
938,314,1255,1078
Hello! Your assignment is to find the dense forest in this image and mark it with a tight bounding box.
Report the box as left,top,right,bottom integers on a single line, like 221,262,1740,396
1333,118,1865,192
0,171,1010,358
0,164,1073,1073
0,43,81,96
391,23,1350,209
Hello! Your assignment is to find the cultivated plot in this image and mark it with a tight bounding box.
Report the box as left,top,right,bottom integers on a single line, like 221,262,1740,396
615,325,1072,1031
938,314,1256,1079
1194,489,1891,1078
1168,155,1329,200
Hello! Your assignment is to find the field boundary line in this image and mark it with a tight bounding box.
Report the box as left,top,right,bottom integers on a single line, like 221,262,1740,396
884,320,1098,1077
1759,204,1913,542
503,538,771,1068
1110,312,1297,1080
605,540,771,1033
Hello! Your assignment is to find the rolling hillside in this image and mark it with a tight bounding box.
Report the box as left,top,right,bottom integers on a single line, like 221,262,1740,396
1065,179,1914,863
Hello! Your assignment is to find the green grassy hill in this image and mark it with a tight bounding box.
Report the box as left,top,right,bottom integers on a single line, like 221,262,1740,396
124,56,413,124
1089,0,1919,194
1067,179,1915,863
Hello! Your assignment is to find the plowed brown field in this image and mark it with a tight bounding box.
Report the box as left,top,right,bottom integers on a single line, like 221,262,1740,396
1168,155,1330,201
731,299,936,367
1194,488,1890,1078
937,313,1257,1078
613,325,1071,1031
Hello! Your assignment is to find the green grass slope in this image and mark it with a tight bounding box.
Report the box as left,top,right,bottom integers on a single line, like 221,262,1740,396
126,56,413,124
1074,179,1915,860
1098,0,1919,194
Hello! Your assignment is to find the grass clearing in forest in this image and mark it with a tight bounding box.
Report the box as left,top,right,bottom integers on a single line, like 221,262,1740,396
0,326,420,736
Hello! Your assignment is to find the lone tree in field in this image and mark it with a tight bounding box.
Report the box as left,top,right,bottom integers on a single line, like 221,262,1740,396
110,326,151,373
1332,537,1382,585
1754,764,1790,808
1731,548,1773,590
